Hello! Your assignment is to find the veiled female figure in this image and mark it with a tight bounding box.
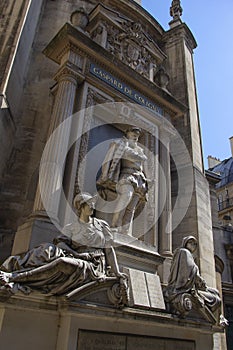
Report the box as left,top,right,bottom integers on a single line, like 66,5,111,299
164,236,220,313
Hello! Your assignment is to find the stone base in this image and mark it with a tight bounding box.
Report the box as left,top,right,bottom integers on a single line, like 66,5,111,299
0,293,221,350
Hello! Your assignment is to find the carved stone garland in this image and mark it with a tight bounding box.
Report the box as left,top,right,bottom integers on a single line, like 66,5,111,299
92,21,157,80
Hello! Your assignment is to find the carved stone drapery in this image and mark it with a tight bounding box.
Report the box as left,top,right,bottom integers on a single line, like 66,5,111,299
164,236,222,324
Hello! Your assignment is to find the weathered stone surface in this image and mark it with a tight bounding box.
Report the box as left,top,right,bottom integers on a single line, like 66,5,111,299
128,337,195,350
78,331,126,350
77,331,195,350
0,1,30,91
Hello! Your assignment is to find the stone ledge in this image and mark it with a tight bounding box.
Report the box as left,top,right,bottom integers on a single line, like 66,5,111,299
0,291,223,334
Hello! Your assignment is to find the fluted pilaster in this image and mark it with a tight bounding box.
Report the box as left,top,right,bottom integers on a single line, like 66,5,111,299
159,131,172,256
33,69,78,223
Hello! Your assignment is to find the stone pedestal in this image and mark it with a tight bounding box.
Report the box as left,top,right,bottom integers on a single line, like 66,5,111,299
0,291,220,350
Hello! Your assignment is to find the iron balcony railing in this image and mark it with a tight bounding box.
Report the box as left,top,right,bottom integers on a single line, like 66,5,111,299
218,197,233,211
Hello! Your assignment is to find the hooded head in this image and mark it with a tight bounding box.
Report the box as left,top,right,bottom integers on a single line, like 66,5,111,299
182,235,197,248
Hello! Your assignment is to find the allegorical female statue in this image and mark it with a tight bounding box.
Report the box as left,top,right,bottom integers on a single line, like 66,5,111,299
97,126,148,234
164,236,221,319
0,193,127,301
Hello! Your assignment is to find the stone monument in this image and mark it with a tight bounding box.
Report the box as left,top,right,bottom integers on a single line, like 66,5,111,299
0,0,228,349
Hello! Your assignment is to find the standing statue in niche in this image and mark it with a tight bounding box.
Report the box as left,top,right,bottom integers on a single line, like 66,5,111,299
97,126,148,235
0,193,128,306
164,236,222,323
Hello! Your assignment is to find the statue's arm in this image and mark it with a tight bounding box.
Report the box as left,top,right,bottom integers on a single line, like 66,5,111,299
56,242,92,261
104,247,123,278
195,272,207,290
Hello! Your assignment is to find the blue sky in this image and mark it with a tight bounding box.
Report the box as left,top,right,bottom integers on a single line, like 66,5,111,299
142,0,233,168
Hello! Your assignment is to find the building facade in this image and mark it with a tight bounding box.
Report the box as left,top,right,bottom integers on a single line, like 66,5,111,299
0,0,227,349
207,137,233,350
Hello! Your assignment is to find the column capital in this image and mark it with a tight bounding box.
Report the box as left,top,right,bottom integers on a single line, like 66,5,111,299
54,64,85,84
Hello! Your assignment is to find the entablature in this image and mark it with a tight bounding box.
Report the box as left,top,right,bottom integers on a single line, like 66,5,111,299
43,23,187,121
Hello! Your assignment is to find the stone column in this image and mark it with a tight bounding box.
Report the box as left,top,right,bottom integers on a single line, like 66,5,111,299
157,129,173,284
159,130,172,257
33,67,78,223
12,67,80,254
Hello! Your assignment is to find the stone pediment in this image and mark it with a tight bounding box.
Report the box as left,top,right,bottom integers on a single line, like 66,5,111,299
88,3,130,30
87,3,166,81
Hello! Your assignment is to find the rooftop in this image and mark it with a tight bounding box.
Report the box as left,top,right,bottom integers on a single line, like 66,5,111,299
209,157,233,188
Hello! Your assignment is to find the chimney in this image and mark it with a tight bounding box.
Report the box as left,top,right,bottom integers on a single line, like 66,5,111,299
230,136,233,157
208,155,221,169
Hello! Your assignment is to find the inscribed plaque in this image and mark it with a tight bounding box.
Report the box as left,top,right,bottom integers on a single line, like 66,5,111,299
77,331,195,350
77,330,126,350
127,336,165,350
166,339,195,350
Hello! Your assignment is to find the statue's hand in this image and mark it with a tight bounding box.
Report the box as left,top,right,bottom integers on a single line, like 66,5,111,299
116,272,128,280
196,275,207,290
77,253,92,261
